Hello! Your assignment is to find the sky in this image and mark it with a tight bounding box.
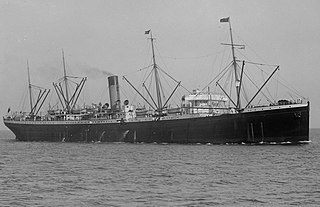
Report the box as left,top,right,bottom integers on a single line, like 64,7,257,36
1,0,320,129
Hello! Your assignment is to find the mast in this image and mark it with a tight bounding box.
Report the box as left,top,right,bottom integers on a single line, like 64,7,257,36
147,30,163,114
228,18,241,109
237,60,245,109
62,49,70,113
220,17,244,110
27,60,33,114
53,51,87,113
220,17,281,109
26,60,51,116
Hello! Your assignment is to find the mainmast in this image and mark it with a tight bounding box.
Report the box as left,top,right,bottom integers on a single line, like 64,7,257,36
146,30,163,114
123,30,182,116
53,51,87,114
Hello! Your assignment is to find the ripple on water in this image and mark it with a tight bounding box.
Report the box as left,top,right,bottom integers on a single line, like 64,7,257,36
0,131,320,206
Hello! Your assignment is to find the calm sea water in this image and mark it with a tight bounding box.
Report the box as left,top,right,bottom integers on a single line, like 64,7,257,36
0,129,319,207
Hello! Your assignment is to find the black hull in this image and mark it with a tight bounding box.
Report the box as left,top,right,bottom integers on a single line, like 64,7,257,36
4,104,309,144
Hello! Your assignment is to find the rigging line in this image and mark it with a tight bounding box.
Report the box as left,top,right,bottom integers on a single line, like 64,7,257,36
237,58,277,100
56,77,81,85
19,87,28,112
222,66,233,89
243,71,270,102
275,72,279,101
131,90,140,106
140,58,154,88
157,66,190,93
121,64,153,77
29,84,46,90
264,78,274,102
234,31,270,64
278,81,306,99
70,77,86,85
124,82,141,105
236,49,269,72
161,53,215,60
158,69,180,106
228,70,234,108
212,48,232,95
219,38,231,69
208,46,229,81
236,49,272,73
143,66,156,88
155,68,167,106
143,77,159,109
154,44,190,98
237,60,278,67
98,80,109,103
154,44,173,77
208,48,221,81
273,74,305,98
158,69,172,94
243,59,304,98
157,66,180,84
119,85,130,102
66,76,83,79
157,66,191,94
201,61,233,92
146,70,155,99
219,62,234,84
235,48,303,99
243,72,274,104
17,86,26,111
288,92,296,101
143,38,153,67
163,80,181,108
236,49,277,99
131,71,157,111
256,65,274,101
138,64,154,72
158,71,166,104
241,81,250,104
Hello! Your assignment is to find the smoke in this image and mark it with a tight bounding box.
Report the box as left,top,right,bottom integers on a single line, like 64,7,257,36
79,65,114,78
80,66,114,78
22,61,115,88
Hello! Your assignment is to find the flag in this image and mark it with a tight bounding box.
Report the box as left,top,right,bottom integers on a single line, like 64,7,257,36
220,17,229,23
145,30,151,34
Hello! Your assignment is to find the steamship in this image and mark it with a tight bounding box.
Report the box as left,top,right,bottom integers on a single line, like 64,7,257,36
3,18,310,144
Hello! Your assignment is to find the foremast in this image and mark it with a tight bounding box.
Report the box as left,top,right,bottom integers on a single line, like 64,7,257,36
219,17,279,111
220,17,244,111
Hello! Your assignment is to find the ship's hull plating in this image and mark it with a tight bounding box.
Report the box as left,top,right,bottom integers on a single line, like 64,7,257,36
4,104,309,144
